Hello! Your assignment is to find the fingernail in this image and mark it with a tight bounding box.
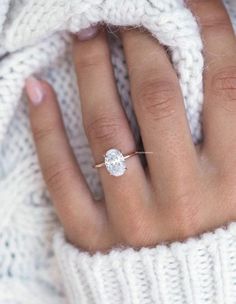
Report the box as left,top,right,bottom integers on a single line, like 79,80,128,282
76,25,98,41
25,76,44,106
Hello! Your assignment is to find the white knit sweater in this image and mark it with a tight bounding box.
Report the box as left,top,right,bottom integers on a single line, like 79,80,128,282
1,0,236,303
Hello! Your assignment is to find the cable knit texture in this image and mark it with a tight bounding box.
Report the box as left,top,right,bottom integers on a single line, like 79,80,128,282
0,0,236,303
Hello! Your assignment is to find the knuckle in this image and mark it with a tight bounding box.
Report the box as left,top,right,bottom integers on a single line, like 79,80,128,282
137,79,178,121
122,216,153,247
33,123,57,142
170,192,201,239
192,2,230,31
201,15,230,32
211,67,236,112
44,164,75,193
75,51,108,71
85,115,124,145
67,225,103,252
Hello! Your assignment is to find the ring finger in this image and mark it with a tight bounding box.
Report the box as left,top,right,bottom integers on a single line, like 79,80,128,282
73,30,151,231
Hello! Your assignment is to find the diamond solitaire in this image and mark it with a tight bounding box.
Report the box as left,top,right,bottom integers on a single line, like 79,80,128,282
94,148,153,177
104,149,127,177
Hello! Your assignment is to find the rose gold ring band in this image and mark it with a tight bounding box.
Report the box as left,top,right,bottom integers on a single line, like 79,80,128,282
94,151,152,169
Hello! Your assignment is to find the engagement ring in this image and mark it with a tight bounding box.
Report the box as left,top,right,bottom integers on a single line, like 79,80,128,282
94,148,153,177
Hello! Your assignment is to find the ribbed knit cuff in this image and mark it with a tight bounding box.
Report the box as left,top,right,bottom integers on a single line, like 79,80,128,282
54,223,236,304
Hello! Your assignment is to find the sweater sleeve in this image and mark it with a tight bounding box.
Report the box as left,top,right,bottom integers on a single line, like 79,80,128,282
53,223,236,304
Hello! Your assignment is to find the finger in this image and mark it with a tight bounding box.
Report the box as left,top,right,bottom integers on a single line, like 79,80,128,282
76,25,98,41
73,30,151,230
188,0,236,164
25,77,104,239
121,29,198,197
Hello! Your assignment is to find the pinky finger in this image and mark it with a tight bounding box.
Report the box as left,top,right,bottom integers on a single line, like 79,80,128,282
25,76,105,245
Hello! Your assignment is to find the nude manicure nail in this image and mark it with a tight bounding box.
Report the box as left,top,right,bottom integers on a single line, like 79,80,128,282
76,25,98,41
25,76,44,106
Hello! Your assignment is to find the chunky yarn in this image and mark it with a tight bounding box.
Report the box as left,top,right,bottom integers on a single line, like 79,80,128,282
0,0,236,303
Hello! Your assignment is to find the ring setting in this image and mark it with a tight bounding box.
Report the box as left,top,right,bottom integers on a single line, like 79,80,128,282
105,148,126,177
94,148,152,177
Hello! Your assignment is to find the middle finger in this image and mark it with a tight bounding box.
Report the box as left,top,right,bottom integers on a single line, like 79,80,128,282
122,29,199,198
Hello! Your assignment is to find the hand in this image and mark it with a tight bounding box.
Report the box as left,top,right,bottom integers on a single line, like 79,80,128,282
26,0,236,253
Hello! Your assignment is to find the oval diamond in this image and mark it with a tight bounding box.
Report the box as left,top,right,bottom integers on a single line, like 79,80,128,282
104,149,126,177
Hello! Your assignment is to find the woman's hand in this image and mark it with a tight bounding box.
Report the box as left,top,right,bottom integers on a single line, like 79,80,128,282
26,0,236,253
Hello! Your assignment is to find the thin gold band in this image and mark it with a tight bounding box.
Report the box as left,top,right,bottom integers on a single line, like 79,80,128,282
93,151,153,169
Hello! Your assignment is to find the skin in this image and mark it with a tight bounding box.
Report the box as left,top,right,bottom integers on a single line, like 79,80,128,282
26,0,236,253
